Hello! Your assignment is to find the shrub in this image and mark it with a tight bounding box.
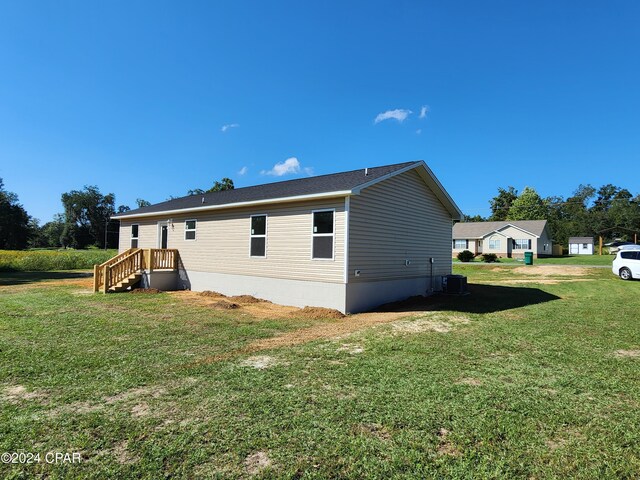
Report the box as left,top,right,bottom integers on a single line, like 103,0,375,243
0,249,117,272
457,250,475,262
481,253,498,263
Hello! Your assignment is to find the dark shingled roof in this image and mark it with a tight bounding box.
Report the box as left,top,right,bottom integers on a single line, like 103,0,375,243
114,161,418,218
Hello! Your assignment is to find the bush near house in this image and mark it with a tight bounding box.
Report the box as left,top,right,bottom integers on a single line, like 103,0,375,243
481,253,498,263
457,250,475,262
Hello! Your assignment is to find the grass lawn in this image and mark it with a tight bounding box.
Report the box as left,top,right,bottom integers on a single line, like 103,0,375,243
455,255,614,266
1,266,639,478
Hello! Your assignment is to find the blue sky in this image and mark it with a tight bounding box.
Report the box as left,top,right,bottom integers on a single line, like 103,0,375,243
1,1,639,223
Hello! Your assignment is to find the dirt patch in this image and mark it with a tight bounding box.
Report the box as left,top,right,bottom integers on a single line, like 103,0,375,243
244,451,271,475
2,385,46,403
130,402,150,417
229,295,268,304
240,355,280,370
353,423,391,440
113,440,139,465
455,377,482,386
613,349,640,358
482,278,594,285
295,306,345,319
199,290,226,297
437,428,461,457
104,386,166,404
210,301,240,310
130,288,162,294
512,266,590,276
391,313,470,334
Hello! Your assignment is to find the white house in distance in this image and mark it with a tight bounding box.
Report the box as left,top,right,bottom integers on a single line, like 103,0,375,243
452,220,553,258
568,237,594,255
107,161,462,313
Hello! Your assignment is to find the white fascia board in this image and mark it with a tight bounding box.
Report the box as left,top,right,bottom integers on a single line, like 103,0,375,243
112,190,352,220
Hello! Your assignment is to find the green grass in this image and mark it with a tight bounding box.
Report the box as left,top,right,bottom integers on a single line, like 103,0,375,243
455,254,614,266
0,249,117,272
1,266,639,478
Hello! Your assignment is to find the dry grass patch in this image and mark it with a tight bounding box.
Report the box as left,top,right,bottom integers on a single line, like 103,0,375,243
244,451,272,476
436,428,461,457
240,355,281,370
455,377,483,386
352,423,391,440
2,384,47,403
512,266,591,276
391,313,470,334
613,349,640,358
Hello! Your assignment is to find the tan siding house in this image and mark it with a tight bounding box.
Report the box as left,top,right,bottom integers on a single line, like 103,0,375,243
113,161,461,313
452,220,553,259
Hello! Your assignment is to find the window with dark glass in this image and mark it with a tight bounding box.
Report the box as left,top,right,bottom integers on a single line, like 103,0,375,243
185,220,196,240
250,215,266,257
312,210,334,259
131,224,139,248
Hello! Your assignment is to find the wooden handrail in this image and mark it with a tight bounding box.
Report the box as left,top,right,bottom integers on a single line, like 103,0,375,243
93,248,179,292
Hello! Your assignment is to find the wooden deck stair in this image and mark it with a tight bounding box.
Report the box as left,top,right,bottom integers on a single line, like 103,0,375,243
109,272,143,292
93,248,179,293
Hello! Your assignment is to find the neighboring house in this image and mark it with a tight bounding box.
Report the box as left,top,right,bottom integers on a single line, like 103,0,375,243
568,237,594,255
110,161,462,313
452,220,553,258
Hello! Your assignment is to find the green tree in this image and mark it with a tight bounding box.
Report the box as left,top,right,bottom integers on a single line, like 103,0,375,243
0,178,31,250
188,177,235,196
40,214,66,248
489,186,518,221
507,187,548,220
136,198,151,208
61,186,116,249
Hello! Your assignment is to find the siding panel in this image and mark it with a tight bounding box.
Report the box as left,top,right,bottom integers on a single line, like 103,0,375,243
120,199,345,283
348,169,453,282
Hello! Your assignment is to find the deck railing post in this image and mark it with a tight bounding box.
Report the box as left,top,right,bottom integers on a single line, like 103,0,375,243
93,264,99,293
102,265,110,293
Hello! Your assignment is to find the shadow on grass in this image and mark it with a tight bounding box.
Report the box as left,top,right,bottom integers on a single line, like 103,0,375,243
0,271,92,286
377,283,560,314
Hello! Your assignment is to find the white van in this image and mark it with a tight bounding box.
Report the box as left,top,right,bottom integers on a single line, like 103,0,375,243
612,247,640,280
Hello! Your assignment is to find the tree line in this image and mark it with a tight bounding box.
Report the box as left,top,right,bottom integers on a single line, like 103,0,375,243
464,184,640,246
0,177,234,250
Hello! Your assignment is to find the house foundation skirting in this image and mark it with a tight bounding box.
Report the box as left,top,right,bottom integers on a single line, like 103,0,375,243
186,271,347,313
345,276,439,314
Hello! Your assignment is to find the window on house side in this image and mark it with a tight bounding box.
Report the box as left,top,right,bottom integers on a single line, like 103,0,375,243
131,224,139,248
454,239,467,249
489,239,500,250
185,220,197,240
250,215,266,257
513,239,531,250
312,210,334,259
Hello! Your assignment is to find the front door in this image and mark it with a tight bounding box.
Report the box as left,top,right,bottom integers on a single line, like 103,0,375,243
161,225,168,249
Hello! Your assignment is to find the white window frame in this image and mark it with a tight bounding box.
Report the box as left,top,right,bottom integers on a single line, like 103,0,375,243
131,224,139,248
250,214,267,258
184,219,197,241
513,239,531,250
454,239,467,249
489,238,500,250
311,208,335,261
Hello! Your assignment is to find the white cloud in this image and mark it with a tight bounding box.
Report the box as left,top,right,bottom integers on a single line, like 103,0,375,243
221,123,239,132
238,166,248,176
419,105,429,119
374,108,412,124
261,157,306,176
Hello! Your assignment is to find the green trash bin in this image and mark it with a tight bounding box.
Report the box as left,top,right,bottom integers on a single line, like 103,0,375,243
524,251,533,265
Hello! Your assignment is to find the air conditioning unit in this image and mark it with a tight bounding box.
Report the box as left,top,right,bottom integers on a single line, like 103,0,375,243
442,274,467,294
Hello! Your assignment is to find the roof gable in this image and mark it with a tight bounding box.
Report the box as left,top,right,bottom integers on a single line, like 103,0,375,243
453,220,548,239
